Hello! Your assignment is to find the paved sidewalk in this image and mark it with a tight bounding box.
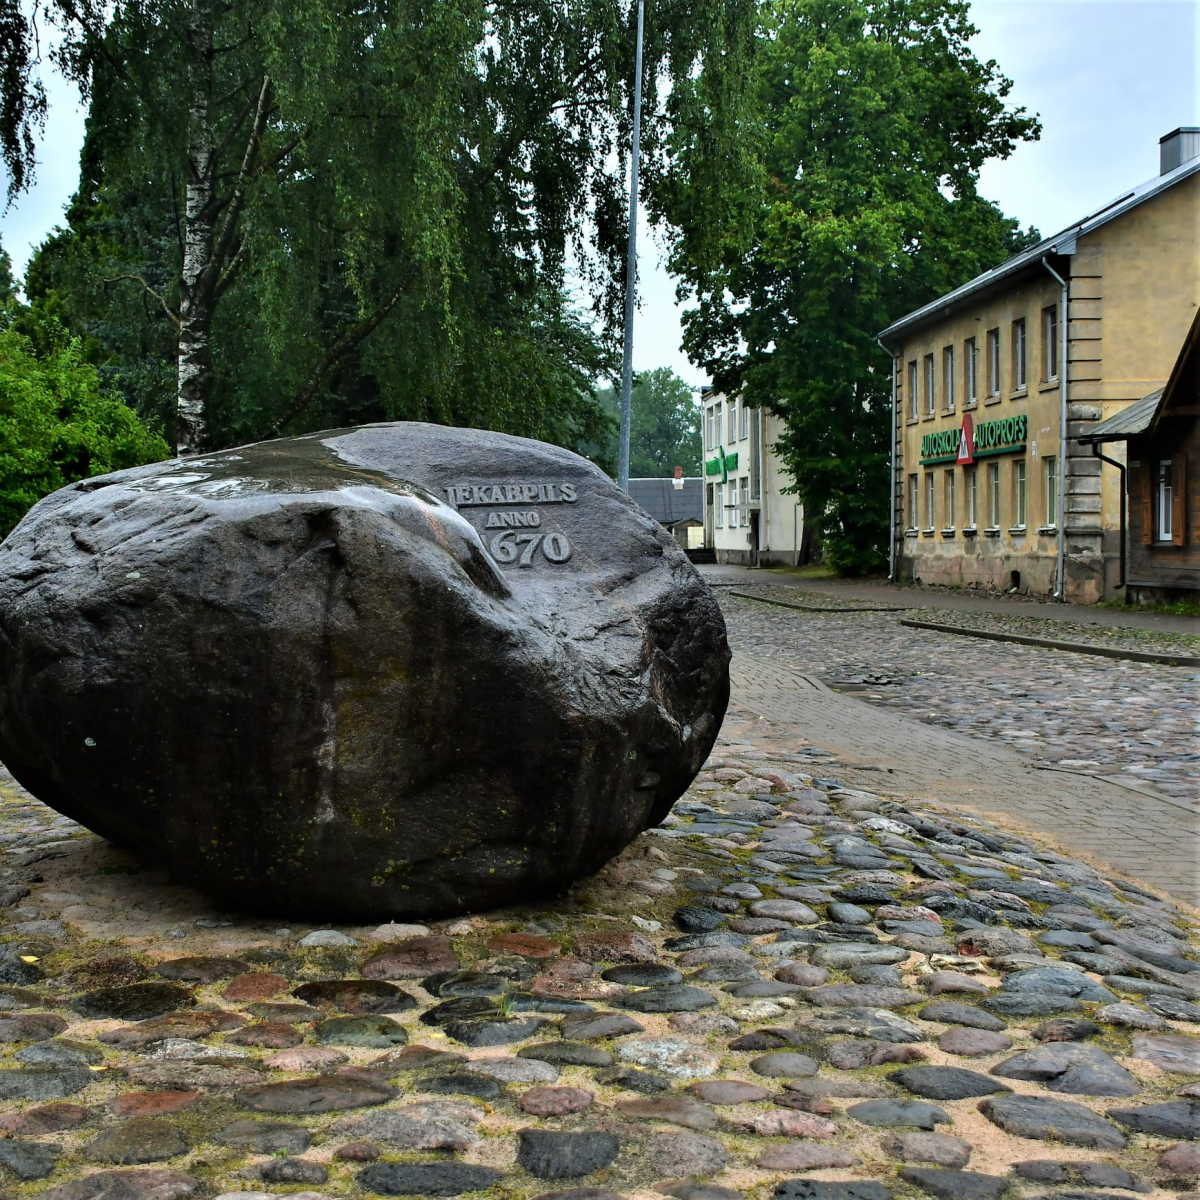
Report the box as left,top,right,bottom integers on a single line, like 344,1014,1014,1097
727,645,1200,908
700,563,1200,634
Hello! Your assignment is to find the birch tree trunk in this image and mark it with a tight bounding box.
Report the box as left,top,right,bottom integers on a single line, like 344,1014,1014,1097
175,0,216,456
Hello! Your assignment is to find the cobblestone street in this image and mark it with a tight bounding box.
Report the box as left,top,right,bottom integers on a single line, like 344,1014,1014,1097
716,587,1200,806
0,686,1197,1198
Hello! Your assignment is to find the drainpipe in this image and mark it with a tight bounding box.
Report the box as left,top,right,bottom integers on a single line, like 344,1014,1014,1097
757,407,767,564
1042,257,1069,601
876,336,898,581
1088,442,1127,589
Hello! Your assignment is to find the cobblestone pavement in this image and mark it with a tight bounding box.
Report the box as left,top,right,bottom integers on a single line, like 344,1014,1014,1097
719,590,1200,806
0,724,1198,1199
700,565,1200,636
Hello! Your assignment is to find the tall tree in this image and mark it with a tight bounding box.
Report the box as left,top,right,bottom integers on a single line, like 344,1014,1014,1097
597,367,700,476
8,0,758,459
668,0,1040,573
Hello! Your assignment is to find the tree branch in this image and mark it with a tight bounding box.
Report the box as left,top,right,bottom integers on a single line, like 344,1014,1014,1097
214,234,245,300
205,73,271,297
103,274,180,327
270,264,419,436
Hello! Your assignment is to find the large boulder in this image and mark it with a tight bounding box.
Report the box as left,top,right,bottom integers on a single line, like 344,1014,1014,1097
0,423,728,918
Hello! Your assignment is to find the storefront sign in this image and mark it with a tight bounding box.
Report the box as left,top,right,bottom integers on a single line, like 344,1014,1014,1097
921,414,1026,465
705,446,739,483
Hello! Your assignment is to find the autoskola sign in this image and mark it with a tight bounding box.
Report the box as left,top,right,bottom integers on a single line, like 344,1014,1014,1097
921,413,1027,465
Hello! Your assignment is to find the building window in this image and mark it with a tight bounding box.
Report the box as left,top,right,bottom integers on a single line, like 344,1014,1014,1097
965,337,977,404
924,471,935,530
726,401,736,443
714,483,723,528
739,401,749,441
908,360,918,419
944,469,956,529
908,473,919,530
987,328,1000,396
1013,318,1027,390
1013,459,1027,527
713,403,722,447
739,478,749,527
705,406,714,450
1157,460,1173,541
987,461,1000,527
965,466,977,528
1043,306,1059,381
923,354,935,415
1045,456,1058,527
943,346,955,411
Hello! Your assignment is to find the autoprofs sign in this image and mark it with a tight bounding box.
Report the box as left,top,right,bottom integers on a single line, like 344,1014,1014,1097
921,413,1027,465
705,446,739,483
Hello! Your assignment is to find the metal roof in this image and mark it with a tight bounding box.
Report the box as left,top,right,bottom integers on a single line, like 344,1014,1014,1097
627,477,704,527
1077,389,1164,443
878,155,1200,342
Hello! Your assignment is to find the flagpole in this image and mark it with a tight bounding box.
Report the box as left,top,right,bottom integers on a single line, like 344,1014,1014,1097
617,0,645,493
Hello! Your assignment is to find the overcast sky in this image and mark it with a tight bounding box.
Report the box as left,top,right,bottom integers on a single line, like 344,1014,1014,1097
2,0,1196,393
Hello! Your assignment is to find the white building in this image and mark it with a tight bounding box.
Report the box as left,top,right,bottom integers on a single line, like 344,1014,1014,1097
701,389,805,565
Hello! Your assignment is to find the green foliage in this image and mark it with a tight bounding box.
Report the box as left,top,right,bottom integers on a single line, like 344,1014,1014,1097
597,367,700,477
669,0,1040,574
22,0,758,461
0,313,170,537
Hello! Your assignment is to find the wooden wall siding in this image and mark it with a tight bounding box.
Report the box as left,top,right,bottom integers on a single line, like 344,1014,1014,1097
1128,422,1200,588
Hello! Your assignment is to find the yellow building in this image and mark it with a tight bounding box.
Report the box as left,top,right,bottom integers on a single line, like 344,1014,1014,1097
878,128,1200,601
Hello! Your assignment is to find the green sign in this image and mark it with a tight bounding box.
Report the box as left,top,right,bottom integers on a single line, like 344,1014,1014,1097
921,414,1026,465
705,446,739,482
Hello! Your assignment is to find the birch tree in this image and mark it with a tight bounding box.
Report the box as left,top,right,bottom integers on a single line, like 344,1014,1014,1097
9,0,758,454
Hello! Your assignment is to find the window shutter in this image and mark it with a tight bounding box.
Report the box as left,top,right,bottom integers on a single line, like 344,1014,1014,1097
1172,452,1187,546
1140,463,1153,544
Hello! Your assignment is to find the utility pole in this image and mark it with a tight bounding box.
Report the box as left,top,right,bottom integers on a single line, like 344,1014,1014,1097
617,0,645,492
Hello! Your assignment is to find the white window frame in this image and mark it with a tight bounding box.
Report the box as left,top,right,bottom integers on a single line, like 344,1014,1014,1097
908,360,918,420
944,468,956,529
739,402,749,441
908,473,919,531
943,346,955,411
987,328,1000,396
987,461,1000,528
1013,459,1027,528
965,337,977,403
923,353,935,415
714,482,723,528
739,478,750,526
965,465,977,529
727,401,737,443
1044,306,1059,381
1045,456,1058,527
705,406,713,451
924,471,935,531
1013,318,1027,390
1158,460,1173,541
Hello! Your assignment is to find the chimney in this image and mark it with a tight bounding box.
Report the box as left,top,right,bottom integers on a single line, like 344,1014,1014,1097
673,465,684,491
1160,127,1200,174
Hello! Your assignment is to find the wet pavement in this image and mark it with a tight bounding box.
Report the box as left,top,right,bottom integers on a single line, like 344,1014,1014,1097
717,587,1200,806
